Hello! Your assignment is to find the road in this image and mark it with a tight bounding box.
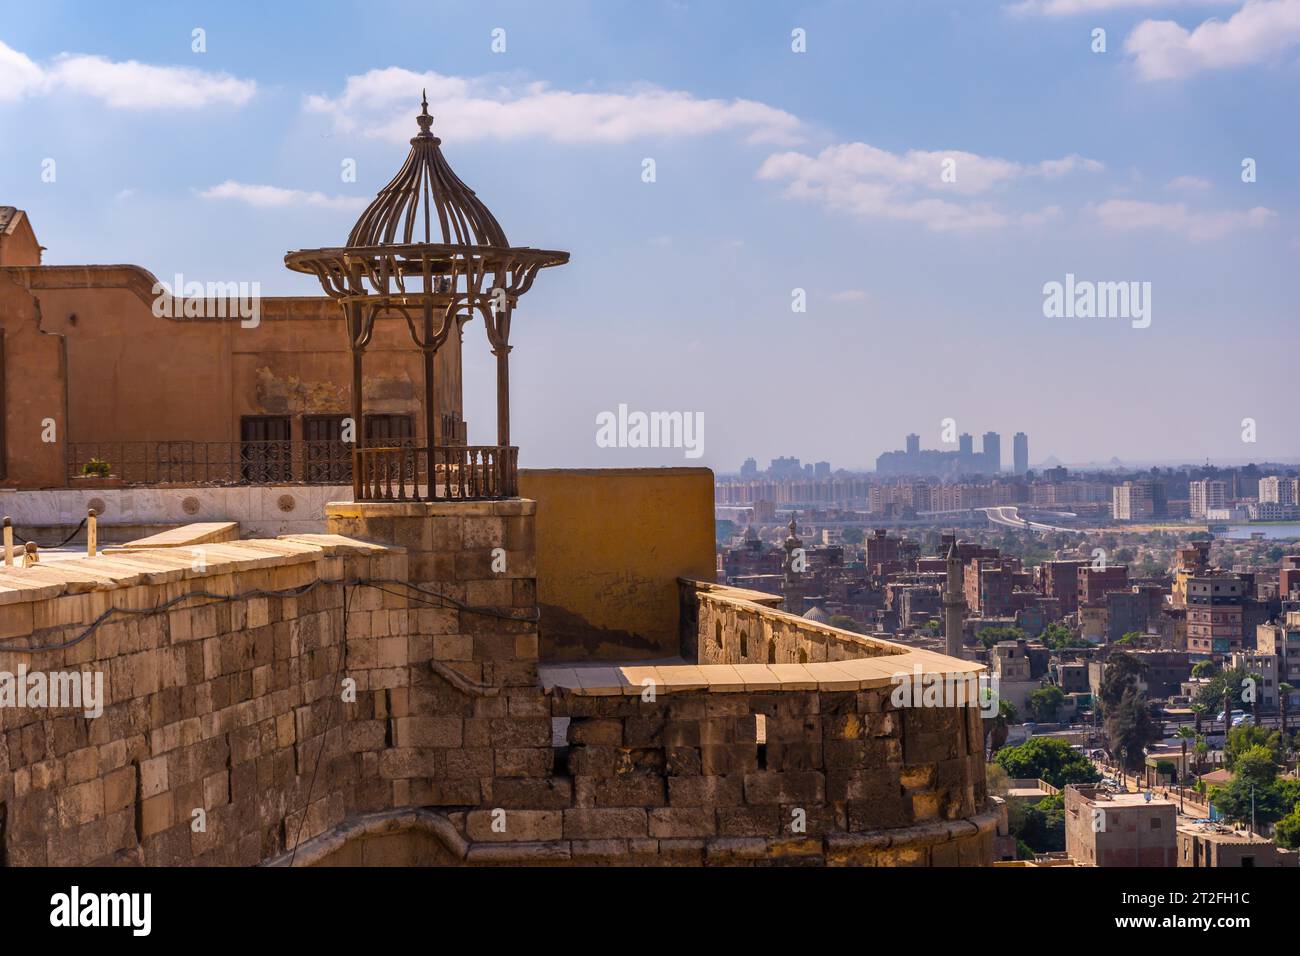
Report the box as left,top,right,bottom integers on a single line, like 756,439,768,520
981,505,1084,535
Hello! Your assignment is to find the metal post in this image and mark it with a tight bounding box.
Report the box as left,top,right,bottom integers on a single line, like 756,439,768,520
2,516,11,567
495,346,510,447
87,508,98,557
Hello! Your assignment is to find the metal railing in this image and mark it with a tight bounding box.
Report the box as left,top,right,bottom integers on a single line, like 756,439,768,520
67,439,518,500
68,440,369,485
355,445,518,501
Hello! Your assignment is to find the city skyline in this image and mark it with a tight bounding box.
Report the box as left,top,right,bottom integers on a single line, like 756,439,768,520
2,1,1296,469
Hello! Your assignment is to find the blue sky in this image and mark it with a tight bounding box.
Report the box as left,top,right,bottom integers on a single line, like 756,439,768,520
2,0,1297,470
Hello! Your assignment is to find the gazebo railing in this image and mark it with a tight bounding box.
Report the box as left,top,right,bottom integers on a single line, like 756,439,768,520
355,445,518,501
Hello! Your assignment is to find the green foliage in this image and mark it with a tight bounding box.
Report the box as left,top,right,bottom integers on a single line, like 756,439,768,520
826,614,859,633
1010,793,1066,854
1275,806,1300,849
1224,725,1282,770
1040,622,1088,651
1208,748,1300,828
979,625,1028,649
715,519,737,544
841,527,865,546
1028,685,1066,723
81,458,111,478
994,737,1100,789
1194,665,1251,713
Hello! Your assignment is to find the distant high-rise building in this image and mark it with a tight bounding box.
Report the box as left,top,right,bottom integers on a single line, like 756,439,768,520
1260,476,1299,506
769,456,802,479
814,461,831,478
740,457,758,478
1013,432,1028,475
1190,479,1228,518
906,433,920,456
982,432,1001,474
958,433,973,457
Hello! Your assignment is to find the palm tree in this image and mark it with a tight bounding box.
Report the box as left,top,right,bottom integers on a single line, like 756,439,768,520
1176,726,1196,785
1191,702,1206,737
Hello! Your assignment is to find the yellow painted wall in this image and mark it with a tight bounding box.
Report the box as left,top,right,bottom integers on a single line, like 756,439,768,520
519,467,715,661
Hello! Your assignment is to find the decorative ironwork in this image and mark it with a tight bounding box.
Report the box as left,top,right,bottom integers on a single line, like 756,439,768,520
285,92,567,502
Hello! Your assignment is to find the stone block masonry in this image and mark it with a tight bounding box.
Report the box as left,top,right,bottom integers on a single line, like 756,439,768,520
0,499,995,866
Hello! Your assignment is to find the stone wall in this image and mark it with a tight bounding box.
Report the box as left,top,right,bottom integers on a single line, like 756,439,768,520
687,581,904,667
0,500,995,866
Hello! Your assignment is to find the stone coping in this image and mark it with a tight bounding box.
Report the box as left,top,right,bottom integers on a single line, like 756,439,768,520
0,533,390,606
111,521,240,549
325,499,536,518
684,577,913,659
539,649,983,697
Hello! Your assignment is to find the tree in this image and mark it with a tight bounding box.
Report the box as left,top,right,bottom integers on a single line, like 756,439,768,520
1098,651,1145,714
1177,726,1196,783
978,625,1028,650
1040,622,1088,651
1028,685,1066,723
994,737,1100,789
1208,746,1300,830
827,614,860,633
985,698,1018,756
1224,725,1283,770
1194,665,1251,715
1106,686,1160,771
1013,793,1066,854
1275,805,1300,849
1191,660,1218,680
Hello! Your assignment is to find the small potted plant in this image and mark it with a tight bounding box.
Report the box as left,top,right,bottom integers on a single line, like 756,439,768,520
73,458,124,488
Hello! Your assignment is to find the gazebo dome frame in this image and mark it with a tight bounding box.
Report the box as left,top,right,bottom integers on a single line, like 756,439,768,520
285,93,568,501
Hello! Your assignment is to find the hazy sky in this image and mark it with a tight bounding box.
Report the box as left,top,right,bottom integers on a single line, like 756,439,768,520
2,0,1296,470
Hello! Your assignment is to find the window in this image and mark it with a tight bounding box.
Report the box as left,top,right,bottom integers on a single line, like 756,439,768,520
714,621,723,648
767,640,776,665
739,631,748,659
1150,817,1161,829
240,416,292,482
365,414,414,443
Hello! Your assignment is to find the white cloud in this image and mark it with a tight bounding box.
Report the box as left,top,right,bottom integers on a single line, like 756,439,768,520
199,181,368,211
1125,0,1300,79
1090,198,1275,238
305,67,802,145
756,143,1097,232
1166,174,1213,190
0,39,255,108
1008,0,1233,16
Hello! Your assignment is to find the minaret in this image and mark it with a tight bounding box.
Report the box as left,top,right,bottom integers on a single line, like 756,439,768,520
782,513,806,615
943,538,965,658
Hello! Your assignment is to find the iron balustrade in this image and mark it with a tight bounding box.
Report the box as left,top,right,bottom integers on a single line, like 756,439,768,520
67,439,518,501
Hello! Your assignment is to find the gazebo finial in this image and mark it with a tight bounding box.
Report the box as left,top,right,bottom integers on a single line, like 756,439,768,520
416,90,435,139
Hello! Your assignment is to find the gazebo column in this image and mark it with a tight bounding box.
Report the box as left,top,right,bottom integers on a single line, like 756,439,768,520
423,346,438,500
494,345,511,447
347,300,366,501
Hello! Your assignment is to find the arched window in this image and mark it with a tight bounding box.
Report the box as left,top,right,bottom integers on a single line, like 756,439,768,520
798,648,808,664
740,631,748,659
767,640,776,665
714,620,723,648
